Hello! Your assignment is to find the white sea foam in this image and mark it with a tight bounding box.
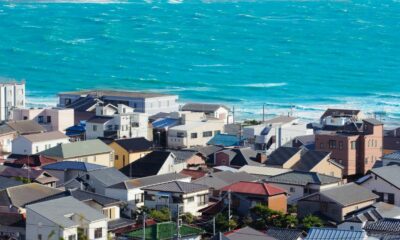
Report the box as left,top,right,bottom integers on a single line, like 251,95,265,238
235,82,287,88
192,64,230,67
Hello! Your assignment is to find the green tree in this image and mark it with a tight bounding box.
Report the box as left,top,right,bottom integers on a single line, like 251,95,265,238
215,212,238,232
182,212,196,224
149,208,171,222
302,215,323,230
250,204,298,229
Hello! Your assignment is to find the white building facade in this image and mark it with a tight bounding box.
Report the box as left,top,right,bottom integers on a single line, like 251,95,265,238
0,81,25,121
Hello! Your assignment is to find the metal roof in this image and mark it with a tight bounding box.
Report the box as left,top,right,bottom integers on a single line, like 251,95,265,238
142,181,208,194
305,228,366,240
207,134,241,147
266,171,341,186
40,139,113,159
43,161,106,172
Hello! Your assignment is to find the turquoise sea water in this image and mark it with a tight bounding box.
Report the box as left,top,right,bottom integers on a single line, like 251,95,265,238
0,0,399,124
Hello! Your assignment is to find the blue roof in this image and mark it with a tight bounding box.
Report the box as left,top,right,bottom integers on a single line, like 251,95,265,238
42,161,106,172
305,228,366,240
207,134,241,147
66,124,86,135
152,118,180,129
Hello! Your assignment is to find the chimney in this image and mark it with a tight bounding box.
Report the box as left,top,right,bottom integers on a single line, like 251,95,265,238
256,153,267,163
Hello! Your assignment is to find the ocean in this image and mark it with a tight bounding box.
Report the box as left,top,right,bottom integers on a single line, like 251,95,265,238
0,0,399,125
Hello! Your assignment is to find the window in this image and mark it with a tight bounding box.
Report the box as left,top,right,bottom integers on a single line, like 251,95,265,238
93,125,97,131
338,141,343,150
351,141,357,149
198,194,208,206
38,116,44,124
187,196,195,202
47,116,51,123
115,155,119,160
365,157,368,164
388,193,395,204
68,235,76,240
320,143,324,149
191,133,198,139
36,146,39,153
94,228,103,238
177,132,185,138
23,116,28,120
135,193,144,203
290,187,295,193
203,131,212,137
328,140,336,149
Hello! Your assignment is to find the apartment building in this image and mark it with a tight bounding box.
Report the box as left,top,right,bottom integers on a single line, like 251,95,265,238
315,118,383,177
0,81,25,121
58,90,179,115
11,107,74,132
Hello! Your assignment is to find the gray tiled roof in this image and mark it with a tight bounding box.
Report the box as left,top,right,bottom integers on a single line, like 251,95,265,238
26,196,106,228
182,103,229,113
0,176,22,190
218,147,263,167
108,173,190,190
365,218,400,232
383,151,400,161
22,131,68,142
316,183,378,207
363,118,384,126
266,147,301,166
193,171,258,190
291,150,331,171
88,167,129,187
7,120,46,135
266,171,341,186
0,124,16,136
369,165,400,189
142,181,208,194
305,227,366,240
266,228,305,240
345,202,400,223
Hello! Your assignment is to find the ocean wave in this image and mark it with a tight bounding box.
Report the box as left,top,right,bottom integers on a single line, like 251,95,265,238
192,64,231,67
59,38,94,45
233,82,287,88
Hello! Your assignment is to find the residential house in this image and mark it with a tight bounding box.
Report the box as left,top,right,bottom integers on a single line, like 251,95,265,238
120,150,186,178
214,147,264,167
265,171,342,204
26,196,108,240
207,133,241,147
297,183,378,222
292,135,315,150
338,202,400,231
193,171,258,197
265,228,306,240
0,183,63,214
170,149,206,167
181,103,232,124
193,145,224,165
180,169,207,180
363,218,400,239
105,173,191,217
11,107,74,132
85,104,150,140
265,147,343,178
243,116,313,152
5,154,57,168
358,165,400,206
305,228,367,240
315,118,384,177
30,189,134,235
109,137,153,169
167,119,225,149
11,131,69,155
319,108,364,126
219,226,278,240
221,181,287,215
58,89,179,115
383,127,400,154
238,165,292,178
142,181,209,217
0,176,22,190
125,221,204,240
73,167,129,195
40,139,115,167
0,81,25,121
0,124,16,154
6,120,46,135
0,165,58,187
42,161,106,186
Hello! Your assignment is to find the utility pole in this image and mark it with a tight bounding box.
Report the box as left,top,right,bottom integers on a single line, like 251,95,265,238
262,103,265,122
143,212,146,240
176,205,181,240
213,217,216,236
232,106,235,124
228,190,231,231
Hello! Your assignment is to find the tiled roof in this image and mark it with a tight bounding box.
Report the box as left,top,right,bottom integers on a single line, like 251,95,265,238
120,150,172,178
369,165,400,189
225,227,277,240
266,227,305,240
0,183,63,208
320,108,361,120
305,228,366,240
6,154,57,167
0,124,16,136
26,196,106,228
42,161,106,172
114,137,153,153
221,181,286,196
65,96,101,111
108,218,135,231
0,176,22,190
142,181,208,194
182,103,229,112
305,183,378,207
345,202,400,223
180,169,207,180
291,149,331,172
382,151,400,161
40,139,113,159
217,147,263,167
7,120,46,135
21,131,68,142
239,165,292,177
266,171,341,186
88,167,129,187
266,147,301,166
108,173,190,190
169,149,197,163
364,218,400,233
193,171,258,190
86,115,113,124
